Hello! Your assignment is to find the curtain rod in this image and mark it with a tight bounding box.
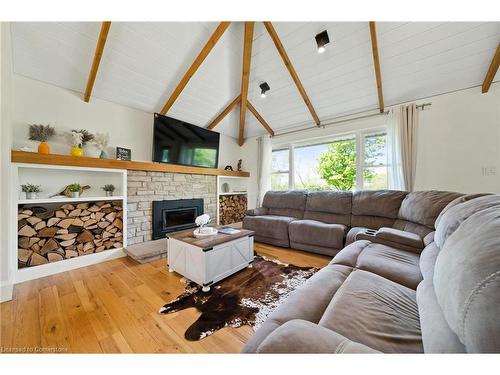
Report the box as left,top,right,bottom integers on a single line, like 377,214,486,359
270,102,432,138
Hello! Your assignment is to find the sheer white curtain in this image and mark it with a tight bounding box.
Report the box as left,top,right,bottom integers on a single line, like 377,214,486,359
256,135,272,207
386,103,419,191
386,106,405,190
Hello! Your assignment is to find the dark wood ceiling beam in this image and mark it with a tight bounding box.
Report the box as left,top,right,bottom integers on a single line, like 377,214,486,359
83,21,112,102
207,95,241,130
263,21,320,126
369,21,385,113
247,101,274,136
238,22,255,146
159,22,231,115
482,43,500,93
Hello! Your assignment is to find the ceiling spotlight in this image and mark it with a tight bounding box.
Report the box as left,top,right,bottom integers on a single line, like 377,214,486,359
260,82,270,98
315,30,330,54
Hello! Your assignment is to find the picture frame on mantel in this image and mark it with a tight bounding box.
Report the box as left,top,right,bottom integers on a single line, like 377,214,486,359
116,147,131,161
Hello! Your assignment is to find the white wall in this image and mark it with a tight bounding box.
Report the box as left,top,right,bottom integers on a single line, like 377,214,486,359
415,84,500,193
1,22,14,301
11,74,243,168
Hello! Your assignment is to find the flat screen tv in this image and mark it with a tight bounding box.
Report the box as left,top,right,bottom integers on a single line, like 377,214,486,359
153,113,220,168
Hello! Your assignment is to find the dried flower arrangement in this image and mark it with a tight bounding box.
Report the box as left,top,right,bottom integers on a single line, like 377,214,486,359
71,129,94,147
70,131,84,147
29,124,55,142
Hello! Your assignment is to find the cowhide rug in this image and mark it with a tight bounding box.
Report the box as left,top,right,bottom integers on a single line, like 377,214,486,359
159,255,318,341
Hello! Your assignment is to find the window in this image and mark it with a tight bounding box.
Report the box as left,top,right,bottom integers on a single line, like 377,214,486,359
272,129,388,191
271,148,290,190
294,137,357,191
362,132,388,190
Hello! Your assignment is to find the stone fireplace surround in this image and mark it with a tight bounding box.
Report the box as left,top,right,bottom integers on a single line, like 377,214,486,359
127,170,217,245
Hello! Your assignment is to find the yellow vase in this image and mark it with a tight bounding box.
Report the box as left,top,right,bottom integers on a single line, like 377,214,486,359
70,147,84,157
38,141,50,154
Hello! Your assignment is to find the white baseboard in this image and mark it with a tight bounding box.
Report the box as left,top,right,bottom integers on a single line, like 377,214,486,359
0,282,13,303
15,248,127,284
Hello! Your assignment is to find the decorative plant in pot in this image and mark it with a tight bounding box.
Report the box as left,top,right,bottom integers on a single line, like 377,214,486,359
70,129,94,157
68,183,82,198
102,184,115,197
93,132,110,159
29,124,55,154
21,183,42,199
193,214,217,237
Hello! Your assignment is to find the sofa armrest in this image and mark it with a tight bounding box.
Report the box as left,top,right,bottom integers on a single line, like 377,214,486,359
246,207,268,216
256,319,379,353
354,227,424,254
376,227,424,249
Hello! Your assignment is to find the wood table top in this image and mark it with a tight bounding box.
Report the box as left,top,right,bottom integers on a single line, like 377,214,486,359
166,225,254,251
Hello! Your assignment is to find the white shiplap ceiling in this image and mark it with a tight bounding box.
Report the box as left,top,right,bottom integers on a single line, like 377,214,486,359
10,22,500,140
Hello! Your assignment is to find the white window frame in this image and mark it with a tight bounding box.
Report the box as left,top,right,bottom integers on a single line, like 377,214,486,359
271,147,291,191
271,126,388,191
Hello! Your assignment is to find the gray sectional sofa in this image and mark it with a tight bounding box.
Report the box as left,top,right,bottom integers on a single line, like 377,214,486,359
242,191,500,353
243,189,461,256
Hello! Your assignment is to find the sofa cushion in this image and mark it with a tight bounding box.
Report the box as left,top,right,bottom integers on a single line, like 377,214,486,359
257,319,379,353
398,190,463,229
262,190,307,219
318,270,423,353
289,220,346,250
242,215,295,240
434,194,500,248
434,206,500,352
303,191,352,226
352,190,408,218
417,279,466,353
331,240,422,289
241,264,353,353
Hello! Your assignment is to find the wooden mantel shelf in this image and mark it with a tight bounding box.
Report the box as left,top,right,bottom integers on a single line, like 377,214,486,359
11,151,250,177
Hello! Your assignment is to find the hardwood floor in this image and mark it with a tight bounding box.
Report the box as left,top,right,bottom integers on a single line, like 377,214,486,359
0,242,330,353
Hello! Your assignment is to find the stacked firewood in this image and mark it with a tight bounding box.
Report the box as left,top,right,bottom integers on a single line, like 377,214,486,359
219,194,247,225
18,201,123,268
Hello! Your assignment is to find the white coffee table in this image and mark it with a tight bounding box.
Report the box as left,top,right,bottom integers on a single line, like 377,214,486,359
166,226,255,292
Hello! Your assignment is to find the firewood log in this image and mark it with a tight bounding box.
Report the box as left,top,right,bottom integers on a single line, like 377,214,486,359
29,252,48,266
47,252,64,262
40,238,59,255
38,227,58,238
18,225,37,237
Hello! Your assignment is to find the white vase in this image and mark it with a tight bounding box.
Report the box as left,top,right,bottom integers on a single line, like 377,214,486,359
26,192,37,199
71,192,80,198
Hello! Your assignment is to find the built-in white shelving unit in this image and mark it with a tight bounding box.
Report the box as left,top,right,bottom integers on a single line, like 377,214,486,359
12,163,128,283
216,175,249,225
18,196,125,205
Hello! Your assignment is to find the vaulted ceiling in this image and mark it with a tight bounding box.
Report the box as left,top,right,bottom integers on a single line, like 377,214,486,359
10,22,500,140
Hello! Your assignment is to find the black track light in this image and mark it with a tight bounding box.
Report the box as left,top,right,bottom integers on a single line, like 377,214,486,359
315,30,330,53
260,82,270,98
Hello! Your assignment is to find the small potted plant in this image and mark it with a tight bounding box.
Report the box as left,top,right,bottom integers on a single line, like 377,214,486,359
93,132,110,159
29,124,55,154
102,184,115,197
21,183,42,199
68,183,82,198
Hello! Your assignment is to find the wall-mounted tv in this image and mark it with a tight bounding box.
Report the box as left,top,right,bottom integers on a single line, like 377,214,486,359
153,113,220,169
